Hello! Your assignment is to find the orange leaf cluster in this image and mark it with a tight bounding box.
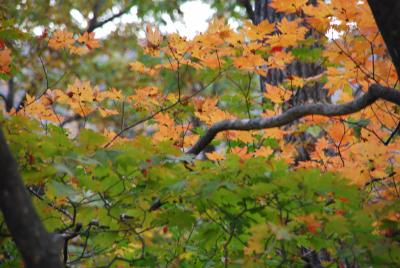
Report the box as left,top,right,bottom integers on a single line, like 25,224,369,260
48,30,100,55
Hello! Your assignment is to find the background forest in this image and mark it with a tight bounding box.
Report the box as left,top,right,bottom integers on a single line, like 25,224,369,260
1,0,400,267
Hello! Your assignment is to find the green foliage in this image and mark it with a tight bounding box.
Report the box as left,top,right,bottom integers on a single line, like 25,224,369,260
1,115,399,267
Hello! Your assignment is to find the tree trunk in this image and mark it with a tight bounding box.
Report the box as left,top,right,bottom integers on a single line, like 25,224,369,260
0,128,63,268
367,0,400,78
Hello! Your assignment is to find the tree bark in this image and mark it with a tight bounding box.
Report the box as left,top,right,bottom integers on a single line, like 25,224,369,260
0,128,63,268
367,0,400,79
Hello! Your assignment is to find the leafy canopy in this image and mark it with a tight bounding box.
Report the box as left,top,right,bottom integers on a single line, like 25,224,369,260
0,0,399,267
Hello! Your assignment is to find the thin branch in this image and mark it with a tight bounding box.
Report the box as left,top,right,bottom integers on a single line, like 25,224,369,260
27,187,73,220
103,71,223,148
38,56,49,90
384,120,400,145
187,84,400,155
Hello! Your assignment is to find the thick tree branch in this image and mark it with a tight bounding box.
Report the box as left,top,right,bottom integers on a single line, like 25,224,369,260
0,128,63,268
187,84,400,155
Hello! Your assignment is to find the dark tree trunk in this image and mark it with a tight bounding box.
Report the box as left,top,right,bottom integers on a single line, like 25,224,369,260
251,1,328,104
367,0,400,79
5,79,15,112
0,128,63,268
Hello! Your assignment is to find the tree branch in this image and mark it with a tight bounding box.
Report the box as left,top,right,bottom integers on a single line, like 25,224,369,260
187,84,400,155
87,5,134,33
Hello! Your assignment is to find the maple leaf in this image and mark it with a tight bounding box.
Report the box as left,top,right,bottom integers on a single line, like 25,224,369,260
332,0,360,23
326,121,353,146
128,86,161,111
338,162,370,186
54,80,100,117
77,32,100,49
244,19,275,41
196,52,224,69
48,29,75,50
279,143,297,164
22,93,62,123
253,146,274,157
194,98,233,125
269,18,307,47
205,151,225,161
129,61,156,76
296,215,322,234
98,107,118,117
68,45,88,55
152,113,195,147
144,24,162,54
270,0,308,13
99,87,123,101
264,84,292,104
302,1,333,18
230,146,252,160
67,79,95,102
0,47,12,74
302,1,333,32
233,49,267,73
228,130,254,143
263,128,285,140
244,224,269,255
267,51,294,69
325,67,351,96
206,18,232,39
288,75,304,88
166,33,192,56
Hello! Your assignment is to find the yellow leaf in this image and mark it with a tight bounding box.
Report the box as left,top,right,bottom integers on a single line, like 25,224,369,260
244,224,269,255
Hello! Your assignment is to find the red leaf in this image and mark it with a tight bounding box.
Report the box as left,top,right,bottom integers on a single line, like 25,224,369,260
270,46,283,53
163,225,168,234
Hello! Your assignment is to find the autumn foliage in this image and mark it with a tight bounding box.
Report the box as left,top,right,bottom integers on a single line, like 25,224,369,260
0,0,400,267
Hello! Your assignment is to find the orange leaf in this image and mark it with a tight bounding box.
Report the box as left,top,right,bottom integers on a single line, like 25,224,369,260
145,24,162,49
264,84,292,104
48,29,74,50
0,47,11,74
78,32,100,49
205,151,225,161
270,0,308,13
